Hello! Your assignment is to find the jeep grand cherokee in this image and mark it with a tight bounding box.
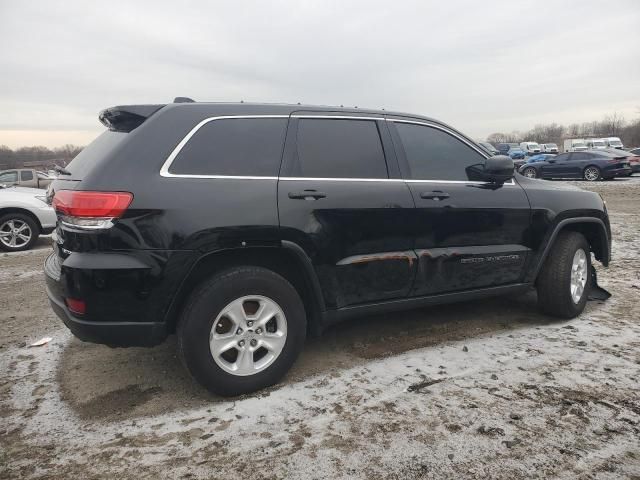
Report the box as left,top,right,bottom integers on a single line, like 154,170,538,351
45,99,611,396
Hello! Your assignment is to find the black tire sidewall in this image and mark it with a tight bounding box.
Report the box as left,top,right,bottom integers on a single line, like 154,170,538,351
178,267,306,396
0,213,39,252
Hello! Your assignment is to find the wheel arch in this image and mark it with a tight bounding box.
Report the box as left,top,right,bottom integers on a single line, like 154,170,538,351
0,207,43,232
530,217,610,282
164,242,326,336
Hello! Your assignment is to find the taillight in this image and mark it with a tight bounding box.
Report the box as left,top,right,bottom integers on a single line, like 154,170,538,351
52,190,133,229
65,298,86,315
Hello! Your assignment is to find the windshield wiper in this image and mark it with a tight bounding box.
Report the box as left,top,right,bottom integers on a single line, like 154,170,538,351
55,165,72,176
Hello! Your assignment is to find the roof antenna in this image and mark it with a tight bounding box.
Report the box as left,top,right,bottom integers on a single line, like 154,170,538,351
240,99,244,103
174,97,195,103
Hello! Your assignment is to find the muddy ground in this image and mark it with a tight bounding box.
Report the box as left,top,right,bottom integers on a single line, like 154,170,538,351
1,177,639,479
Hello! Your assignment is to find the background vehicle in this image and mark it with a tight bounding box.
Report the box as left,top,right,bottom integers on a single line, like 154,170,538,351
519,142,541,156
604,137,624,149
45,101,612,396
0,169,55,189
478,141,499,155
508,147,526,170
541,143,559,153
585,139,607,150
526,154,556,163
518,150,631,180
563,139,588,152
602,148,640,174
0,185,56,251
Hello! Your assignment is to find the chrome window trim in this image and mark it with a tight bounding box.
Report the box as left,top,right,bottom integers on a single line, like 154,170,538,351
159,114,515,185
159,115,289,179
291,115,385,121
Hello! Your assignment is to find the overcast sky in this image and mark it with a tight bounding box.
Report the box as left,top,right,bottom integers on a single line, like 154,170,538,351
1,0,639,148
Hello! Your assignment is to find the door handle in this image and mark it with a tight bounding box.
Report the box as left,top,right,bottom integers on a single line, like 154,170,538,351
288,190,327,200
420,190,450,200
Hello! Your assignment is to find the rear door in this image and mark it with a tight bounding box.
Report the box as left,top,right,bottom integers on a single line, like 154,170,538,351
388,118,531,295
278,113,416,309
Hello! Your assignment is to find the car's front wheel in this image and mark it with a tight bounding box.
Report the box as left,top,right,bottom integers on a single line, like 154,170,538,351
522,167,537,178
583,166,601,181
177,266,307,396
0,213,39,252
536,231,591,318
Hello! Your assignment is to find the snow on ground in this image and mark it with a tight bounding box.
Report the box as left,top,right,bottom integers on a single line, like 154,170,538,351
1,179,639,479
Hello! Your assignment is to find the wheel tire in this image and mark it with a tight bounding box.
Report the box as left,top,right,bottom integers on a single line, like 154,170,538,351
536,231,591,319
177,266,307,396
0,213,39,252
583,166,601,181
523,167,537,178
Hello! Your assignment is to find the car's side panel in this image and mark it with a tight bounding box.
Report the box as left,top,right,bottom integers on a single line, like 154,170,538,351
277,115,418,309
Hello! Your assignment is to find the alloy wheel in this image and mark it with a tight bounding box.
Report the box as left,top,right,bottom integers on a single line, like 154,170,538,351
0,219,32,249
523,167,537,178
209,295,287,376
584,167,600,181
570,249,588,304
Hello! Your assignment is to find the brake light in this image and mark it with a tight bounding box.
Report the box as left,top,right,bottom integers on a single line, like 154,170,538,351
53,190,133,229
65,298,86,315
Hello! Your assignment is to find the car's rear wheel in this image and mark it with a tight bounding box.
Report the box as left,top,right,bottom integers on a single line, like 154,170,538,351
536,231,590,318
522,167,537,178
177,266,306,396
0,213,39,252
583,166,601,181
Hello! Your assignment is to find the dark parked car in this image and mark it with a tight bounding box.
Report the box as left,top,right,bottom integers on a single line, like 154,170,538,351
496,143,518,155
601,148,639,175
45,100,612,396
518,151,631,180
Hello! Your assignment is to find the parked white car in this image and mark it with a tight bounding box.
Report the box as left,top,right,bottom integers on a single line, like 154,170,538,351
0,185,56,251
563,139,588,152
585,139,607,150
519,141,541,155
540,143,558,153
604,137,624,149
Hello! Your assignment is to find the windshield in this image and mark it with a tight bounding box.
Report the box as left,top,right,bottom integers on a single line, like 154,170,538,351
573,143,586,148
593,141,605,146
66,131,128,179
609,140,623,146
546,143,557,148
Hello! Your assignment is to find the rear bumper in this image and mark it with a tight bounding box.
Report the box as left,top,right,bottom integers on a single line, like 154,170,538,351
607,167,632,178
44,252,169,347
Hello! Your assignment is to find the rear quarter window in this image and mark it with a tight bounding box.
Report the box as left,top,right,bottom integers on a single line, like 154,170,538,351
169,117,288,177
66,131,127,179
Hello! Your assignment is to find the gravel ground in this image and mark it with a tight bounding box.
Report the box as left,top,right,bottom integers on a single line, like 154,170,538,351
1,177,639,479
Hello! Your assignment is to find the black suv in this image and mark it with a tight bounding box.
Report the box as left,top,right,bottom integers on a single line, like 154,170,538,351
45,101,611,396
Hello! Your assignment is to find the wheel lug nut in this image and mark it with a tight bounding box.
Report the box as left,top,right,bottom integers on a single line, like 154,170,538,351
238,340,245,347
236,328,243,335
250,339,257,347
247,320,254,327
255,328,262,334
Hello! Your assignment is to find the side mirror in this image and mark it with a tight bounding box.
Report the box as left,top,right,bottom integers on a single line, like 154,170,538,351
465,155,514,184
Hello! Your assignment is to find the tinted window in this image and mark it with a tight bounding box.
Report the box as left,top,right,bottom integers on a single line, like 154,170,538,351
395,123,485,180
67,131,124,178
293,119,388,178
570,152,590,161
554,153,570,161
170,118,287,176
0,171,18,183
21,170,34,181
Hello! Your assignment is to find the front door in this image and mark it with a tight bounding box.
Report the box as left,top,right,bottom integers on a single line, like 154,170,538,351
387,118,532,296
540,152,572,178
278,114,416,309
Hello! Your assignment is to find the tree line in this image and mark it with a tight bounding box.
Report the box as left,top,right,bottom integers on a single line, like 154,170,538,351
0,144,84,169
486,113,640,149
